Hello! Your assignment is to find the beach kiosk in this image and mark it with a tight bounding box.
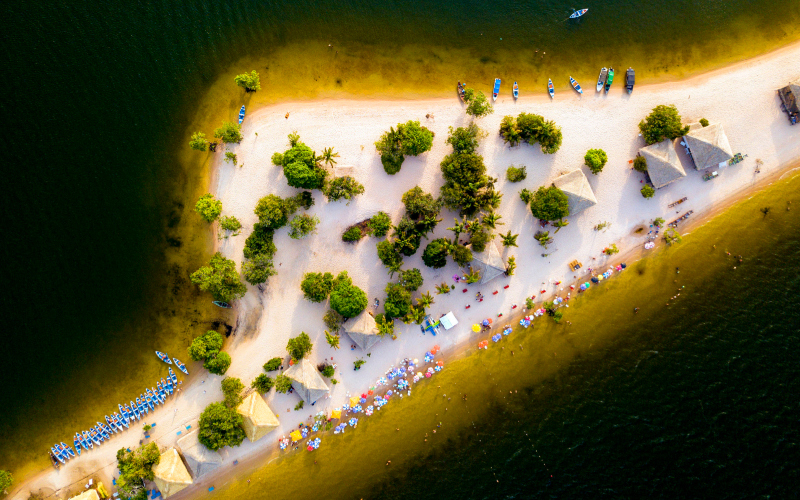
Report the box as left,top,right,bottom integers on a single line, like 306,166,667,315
684,123,733,170
285,357,330,404
638,139,686,189
552,169,598,215
68,490,100,500
469,241,507,285
177,430,222,478
153,448,193,499
344,311,382,352
236,391,280,443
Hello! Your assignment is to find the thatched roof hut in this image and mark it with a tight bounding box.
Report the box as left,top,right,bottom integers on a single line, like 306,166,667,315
684,123,733,170
552,169,597,216
285,358,330,404
344,311,382,352
639,139,686,188
153,448,193,499
176,430,222,478
778,78,800,115
469,240,506,285
236,392,280,442
68,490,100,500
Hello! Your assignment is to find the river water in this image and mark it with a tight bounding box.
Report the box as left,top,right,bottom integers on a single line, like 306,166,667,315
1,0,799,485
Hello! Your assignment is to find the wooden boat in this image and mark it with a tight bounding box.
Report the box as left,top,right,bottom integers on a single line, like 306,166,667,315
212,301,231,308
548,78,555,98
155,351,172,364
492,78,501,101
605,68,615,92
626,68,635,93
569,76,583,94
569,8,588,18
457,81,467,102
513,81,519,100
596,67,608,92
238,105,245,125
173,357,189,375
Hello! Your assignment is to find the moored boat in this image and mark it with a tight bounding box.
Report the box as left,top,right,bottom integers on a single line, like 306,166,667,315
212,301,231,308
81,431,92,450
169,366,178,384
173,358,189,375
569,76,583,94
457,81,467,102
52,447,66,464
119,403,129,422
89,428,101,445
548,78,555,98
155,351,172,365
83,430,95,448
596,67,608,92
492,78,501,101
97,423,110,440
513,81,519,100
569,8,588,18
626,67,635,93
238,105,245,125
105,415,117,433
61,442,75,458
605,68,615,92
115,412,129,429
129,401,140,420
74,435,82,455
49,451,61,468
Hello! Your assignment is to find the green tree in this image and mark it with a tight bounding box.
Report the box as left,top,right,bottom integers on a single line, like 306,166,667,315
584,149,608,174
700,118,710,127
198,402,245,451
263,357,282,372
320,365,335,378
451,244,473,267
422,238,450,269
284,161,327,189
500,116,522,146
402,186,442,221
633,155,648,172
464,268,481,284
324,309,344,332
342,226,364,242
653,217,665,227
417,291,434,309
274,374,292,393
446,124,482,154
243,223,277,259
0,470,12,494
398,268,424,291
641,185,656,198
254,194,292,229
505,255,516,276
116,443,160,499
221,377,245,408
664,228,683,245
286,332,313,361
534,231,552,248
241,253,276,285
224,152,238,166
384,282,412,319
204,352,232,375
301,272,334,302
482,212,503,229
398,120,435,156
529,186,570,221
638,104,690,145
519,188,533,204
500,230,519,248
469,227,492,252
439,152,494,216
510,112,563,154
377,239,403,272
320,147,340,167
189,132,208,151
506,164,527,182
329,271,368,317
219,215,242,234
375,126,404,175
325,330,340,349
435,282,451,295
463,88,493,118
324,176,365,202
368,212,392,237
195,193,222,222
234,70,261,92
214,122,243,143
288,214,320,239
251,374,274,393
603,243,620,255
191,252,246,302
188,330,224,362
392,216,423,256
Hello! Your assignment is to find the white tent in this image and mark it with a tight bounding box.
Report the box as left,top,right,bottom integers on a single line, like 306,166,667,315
440,312,458,330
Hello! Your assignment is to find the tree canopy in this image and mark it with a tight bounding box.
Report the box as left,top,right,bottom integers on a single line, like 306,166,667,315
375,121,435,174
633,155,648,172
189,132,208,151
190,252,246,302
195,193,222,222
116,443,160,499
384,282,412,319
499,113,562,154
0,470,11,494
244,223,277,260
251,373,274,393
204,351,232,375
234,70,261,92
329,271,368,318
402,186,442,221
214,122,243,143
242,253,276,285
254,194,292,229
288,214,320,239
188,330,224,362
368,212,392,237
286,332,313,361
221,376,245,408
273,136,327,189
639,104,690,145
398,268,424,291
198,402,245,451
324,176,365,202
463,88,493,118
422,238,450,269
641,185,656,198
263,357,282,372
528,186,570,221
584,149,608,174
506,165,527,182
440,151,498,216
301,272,334,302
377,239,403,272
275,374,293,393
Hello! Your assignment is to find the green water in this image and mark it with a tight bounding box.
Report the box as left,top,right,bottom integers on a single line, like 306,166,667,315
2,0,800,484
211,173,800,499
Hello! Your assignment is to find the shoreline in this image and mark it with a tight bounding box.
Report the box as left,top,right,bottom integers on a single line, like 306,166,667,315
8,38,800,500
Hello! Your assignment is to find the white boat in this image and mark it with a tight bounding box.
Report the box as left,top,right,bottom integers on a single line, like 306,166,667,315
513,81,519,100
569,76,583,94
570,8,588,19
596,67,608,92
548,78,555,99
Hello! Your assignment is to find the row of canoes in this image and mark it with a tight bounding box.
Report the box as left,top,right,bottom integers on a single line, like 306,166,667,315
460,68,635,101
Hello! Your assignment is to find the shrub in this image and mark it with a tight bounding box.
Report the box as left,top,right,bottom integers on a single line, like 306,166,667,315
342,226,364,242
271,152,284,165
506,165,527,182
323,309,344,332
451,245,473,266
502,113,562,154
641,185,656,198
191,252,246,302
287,332,313,361
198,402,245,451
329,271,368,318
224,152,238,165
214,122,243,143
603,243,620,255
188,330,224,362
463,88,494,118
519,188,533,204
243,223,276,260
368,212,392,237
219,215,242,233
446,124,482,154
398,268,423,291
325,330,340,349
320,365,335,378
584,149,608,174
204,351,232,375
633,155,648,172
500,116,521,146
505,255,516,276
300,272,334,302
392,216,423,256
221,377,245,408
380,151,404,175
440,151,496,216
402,186,442,220
525,297,535,309
377,240,403,271
234,70,261,92
664,228,682,245
251,374,274,393
116,443,159,499
700,118,709,127
422,238,450,269
241,253,276,285
263,357,282,372
324,176,365,202
529,186,570,221
295,401,305,411
653,217,665,227
639,104,690,145
274,374,292,393
254,195,291,230
288,214,320,239
384,282,412,318
398,120,435,156
284,160,327,189
469,227,492,252
190,132,208,151
195,194,222,222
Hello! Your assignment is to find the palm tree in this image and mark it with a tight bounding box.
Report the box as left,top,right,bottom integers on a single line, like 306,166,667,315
406,306,426,325
534,231,552,249
417,291,434,309
321,147,340,167
464,268,481,284
553,219,569,233
482,212,504,229
288,131,300,147
377,318,395,337
435,282,452,295
505,255,516,276
500,230,519,248
488,191,503,208
325,330,340,350
447,217,466,243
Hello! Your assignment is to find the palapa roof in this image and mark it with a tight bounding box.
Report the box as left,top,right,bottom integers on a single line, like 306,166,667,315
779,78,800,114
177,430,222,477
469,240,506,285
639,139,686,189
685,123,733,170
236,392,280,442
552,169,597,216
285,358,330,404
153,448,193,499
68,490,100,500
344,311,383,352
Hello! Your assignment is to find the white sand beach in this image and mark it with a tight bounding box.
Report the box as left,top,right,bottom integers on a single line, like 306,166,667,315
11,42,800,500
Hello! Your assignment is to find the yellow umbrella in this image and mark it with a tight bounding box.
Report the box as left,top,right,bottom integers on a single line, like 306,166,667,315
331,408,342,419
472,324,480,332
290,430,302,442
349,395,359,406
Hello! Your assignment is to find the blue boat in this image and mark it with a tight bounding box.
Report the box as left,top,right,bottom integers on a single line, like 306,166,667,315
151,387,163,405
155,351,172,365
51,447,66,464
83,430,95,449
569,8,588,19
97,423,110,440
238,105,245,125
513,81,519,100
144,391,155,410
73,434,82,456
169,367,178,385
89,428,102,445
492,78,501,102
129,401,140,421
61,442,75,458
115,412,129,429
173,358,189,375
105,415,117,433
213,300,231,308
119,403,131,423
165,378,174,395
569,76,583,94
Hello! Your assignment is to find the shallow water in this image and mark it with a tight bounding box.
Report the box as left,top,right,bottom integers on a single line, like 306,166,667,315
2,0,800,481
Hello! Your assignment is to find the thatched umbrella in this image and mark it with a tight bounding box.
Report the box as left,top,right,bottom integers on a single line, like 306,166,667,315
344,311,382,352
176,430,222,477
552,169,598,215
684,123,733,170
